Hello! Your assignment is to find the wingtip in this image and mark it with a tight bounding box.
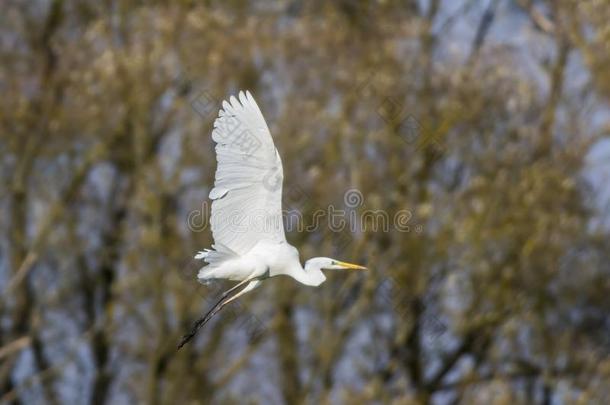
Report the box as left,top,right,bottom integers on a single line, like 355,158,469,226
229,95,240,109
225,90,255,108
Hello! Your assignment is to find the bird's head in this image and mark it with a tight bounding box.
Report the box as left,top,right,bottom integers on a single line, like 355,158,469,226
305,257,368,272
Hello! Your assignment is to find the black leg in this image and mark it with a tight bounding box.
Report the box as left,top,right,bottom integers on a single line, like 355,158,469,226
177,278,252,350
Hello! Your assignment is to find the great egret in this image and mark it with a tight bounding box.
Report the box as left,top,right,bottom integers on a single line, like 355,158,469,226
178,91,367,349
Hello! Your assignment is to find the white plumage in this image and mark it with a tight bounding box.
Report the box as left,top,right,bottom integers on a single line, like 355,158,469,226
179,90,367,349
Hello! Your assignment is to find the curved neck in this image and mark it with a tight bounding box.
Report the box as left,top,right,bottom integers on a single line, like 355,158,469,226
286,262,326,287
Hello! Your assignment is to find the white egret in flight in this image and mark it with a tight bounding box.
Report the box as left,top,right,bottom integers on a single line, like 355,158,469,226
179,91,367,349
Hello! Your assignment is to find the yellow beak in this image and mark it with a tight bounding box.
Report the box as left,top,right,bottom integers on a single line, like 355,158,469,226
336,261,368,271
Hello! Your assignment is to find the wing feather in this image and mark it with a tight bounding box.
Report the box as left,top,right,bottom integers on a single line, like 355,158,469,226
208,91,285,255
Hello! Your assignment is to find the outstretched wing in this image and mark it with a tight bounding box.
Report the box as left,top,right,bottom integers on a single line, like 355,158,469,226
208,91,285,255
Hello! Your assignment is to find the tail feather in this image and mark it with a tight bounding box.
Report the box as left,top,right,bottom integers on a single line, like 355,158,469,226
195,243,237,265
195,243,238,284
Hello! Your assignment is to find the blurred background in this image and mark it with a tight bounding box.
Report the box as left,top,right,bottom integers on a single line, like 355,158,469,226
2,0,610,404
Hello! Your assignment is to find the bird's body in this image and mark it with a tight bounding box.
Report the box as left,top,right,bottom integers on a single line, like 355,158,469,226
178,90,366,349
196,240,293,283
196,240,327,287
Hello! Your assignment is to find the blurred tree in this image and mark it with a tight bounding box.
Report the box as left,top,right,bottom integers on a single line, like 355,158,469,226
1,0,609,404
